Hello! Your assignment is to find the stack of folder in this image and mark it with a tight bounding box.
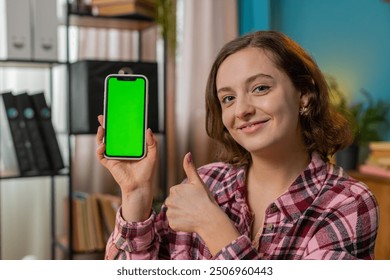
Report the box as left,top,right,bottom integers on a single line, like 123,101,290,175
0,0,58,61
62,192,120,253
1,91,64,176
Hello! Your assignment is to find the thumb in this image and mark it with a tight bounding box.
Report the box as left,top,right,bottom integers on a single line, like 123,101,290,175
183,152,202,184
183,152,215,202
145,128,158,160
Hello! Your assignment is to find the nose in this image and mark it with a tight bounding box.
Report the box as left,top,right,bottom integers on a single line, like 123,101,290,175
235,95,255,119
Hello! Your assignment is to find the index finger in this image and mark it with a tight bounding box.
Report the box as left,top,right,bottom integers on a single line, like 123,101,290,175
98,114,104,126
96,125,104,146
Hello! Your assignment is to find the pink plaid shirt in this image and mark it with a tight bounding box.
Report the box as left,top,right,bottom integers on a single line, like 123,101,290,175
105,153,379,260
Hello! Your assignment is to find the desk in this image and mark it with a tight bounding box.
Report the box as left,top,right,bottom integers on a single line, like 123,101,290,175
349,171,390,260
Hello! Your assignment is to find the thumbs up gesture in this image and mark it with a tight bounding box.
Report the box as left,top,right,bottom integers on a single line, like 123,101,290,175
165,152,217,233
165,153,240,255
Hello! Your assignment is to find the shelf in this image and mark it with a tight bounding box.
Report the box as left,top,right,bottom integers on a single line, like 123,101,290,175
0,60,65,69
1,1,163,259
66,13,155,31
0,168,70,180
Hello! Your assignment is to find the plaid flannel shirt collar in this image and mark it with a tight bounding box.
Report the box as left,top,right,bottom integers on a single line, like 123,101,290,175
274,153,329,222
221,153,329,222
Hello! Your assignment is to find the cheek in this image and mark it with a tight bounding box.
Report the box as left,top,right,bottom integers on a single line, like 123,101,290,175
263,95,298,120
276,105,300,130
221,109,233,130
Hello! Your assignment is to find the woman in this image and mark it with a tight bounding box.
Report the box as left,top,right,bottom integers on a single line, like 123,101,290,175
96,31,378,260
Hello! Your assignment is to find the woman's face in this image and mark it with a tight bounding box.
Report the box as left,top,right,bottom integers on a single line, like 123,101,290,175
216,47,306,156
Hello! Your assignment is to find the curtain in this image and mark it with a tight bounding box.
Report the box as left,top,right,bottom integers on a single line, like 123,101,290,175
174,0,238,182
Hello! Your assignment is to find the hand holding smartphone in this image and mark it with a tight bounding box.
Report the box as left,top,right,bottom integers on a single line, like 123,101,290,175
103,74,148,160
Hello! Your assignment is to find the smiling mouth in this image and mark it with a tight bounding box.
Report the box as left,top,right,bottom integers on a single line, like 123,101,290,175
238,120,269,132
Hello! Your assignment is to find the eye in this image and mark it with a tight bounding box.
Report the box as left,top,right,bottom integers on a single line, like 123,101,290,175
221,95,235,104
253,85,271,94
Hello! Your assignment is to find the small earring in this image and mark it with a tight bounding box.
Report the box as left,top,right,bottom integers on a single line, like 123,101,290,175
299,106,308,115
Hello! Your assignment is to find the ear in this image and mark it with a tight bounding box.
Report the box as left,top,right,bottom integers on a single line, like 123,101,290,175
300,92,310,108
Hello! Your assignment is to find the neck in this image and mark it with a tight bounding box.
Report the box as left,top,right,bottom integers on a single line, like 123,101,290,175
248,144,310,194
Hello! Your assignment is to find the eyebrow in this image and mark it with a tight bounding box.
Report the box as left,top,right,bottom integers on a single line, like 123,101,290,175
216,73,274,96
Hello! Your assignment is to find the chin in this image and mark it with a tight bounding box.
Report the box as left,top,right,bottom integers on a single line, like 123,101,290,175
241,144,269,154
242,139,282,155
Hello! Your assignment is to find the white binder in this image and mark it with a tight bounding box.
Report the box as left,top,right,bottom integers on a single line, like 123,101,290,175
30,0,58,61
0,0,32,60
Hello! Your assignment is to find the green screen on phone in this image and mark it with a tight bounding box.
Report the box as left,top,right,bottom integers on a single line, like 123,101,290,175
104,75,147,159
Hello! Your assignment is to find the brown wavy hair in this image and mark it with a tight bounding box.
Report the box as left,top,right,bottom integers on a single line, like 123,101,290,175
205,30,353,166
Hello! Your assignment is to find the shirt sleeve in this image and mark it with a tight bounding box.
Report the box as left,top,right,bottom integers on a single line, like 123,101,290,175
302,185,379,260
213,235,261,260
105,208,161,260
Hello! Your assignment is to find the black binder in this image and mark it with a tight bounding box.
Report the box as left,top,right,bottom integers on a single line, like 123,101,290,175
30,92,65,171
15,92,51,172
1,92,33,174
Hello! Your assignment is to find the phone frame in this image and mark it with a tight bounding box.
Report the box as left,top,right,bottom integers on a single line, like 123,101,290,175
103,74,148,160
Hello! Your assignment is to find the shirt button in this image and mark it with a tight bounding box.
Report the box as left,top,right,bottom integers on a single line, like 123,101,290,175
269,203,278,213
266,224,274,231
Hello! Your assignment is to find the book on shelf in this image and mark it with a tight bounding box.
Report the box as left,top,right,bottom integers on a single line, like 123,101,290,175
96,193,121,240
366,141,390,168
73,192,96,252
92,0,132,4
0,91,64,176
91,0,156,18
370,149,390,158
365,155,390,168
359,164,390,179
73,194,86,252
89,193,106,250
1,91,36,175
359,141,390,179
61,195,88,254
30,92,65,171
14,92,51,172
0,91,19,177
369,141,390,152
91,0,156,7
64,192,120,253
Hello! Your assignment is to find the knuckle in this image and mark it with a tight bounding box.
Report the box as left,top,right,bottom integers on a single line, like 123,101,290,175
165,197,171,207
169,185,180,195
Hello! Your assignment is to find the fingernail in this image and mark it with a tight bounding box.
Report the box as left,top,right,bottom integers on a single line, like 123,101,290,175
187,152,192,164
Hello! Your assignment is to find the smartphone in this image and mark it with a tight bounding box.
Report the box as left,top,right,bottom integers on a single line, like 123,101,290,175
103,74,148,160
